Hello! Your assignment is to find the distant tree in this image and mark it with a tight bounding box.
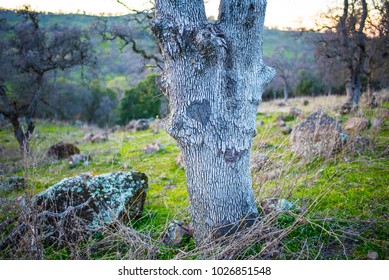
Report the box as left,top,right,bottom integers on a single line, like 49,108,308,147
364,0,389,103
269,48,292,101
119,74,164,124
0,6,93,154
315,0,368,111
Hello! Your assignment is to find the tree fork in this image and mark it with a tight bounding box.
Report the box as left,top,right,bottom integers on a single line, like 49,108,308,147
152,0,275,243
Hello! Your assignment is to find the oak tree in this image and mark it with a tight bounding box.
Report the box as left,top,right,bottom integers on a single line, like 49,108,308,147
151,0,275,243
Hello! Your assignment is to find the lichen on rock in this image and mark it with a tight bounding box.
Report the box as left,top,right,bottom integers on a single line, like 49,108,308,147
32,171,148,244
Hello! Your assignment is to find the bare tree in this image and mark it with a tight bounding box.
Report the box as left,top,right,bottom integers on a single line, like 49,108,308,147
315,0,368,111
150,0,275,243
0,6,93,154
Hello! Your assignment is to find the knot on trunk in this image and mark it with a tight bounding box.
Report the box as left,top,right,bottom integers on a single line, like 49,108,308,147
151,17,184,59
224,148,247,163
195,24,226,60
186,99,211,127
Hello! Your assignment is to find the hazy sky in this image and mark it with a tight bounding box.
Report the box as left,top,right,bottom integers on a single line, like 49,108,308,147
0,0,332,29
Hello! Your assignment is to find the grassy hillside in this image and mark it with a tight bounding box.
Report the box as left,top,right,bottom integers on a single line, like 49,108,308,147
1,93,388,260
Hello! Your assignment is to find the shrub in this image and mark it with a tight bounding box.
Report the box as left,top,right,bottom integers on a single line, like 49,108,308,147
119,74,166,124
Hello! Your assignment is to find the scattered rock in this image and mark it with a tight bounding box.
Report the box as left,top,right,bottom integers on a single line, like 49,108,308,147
0,176,26,193
163,220,193,246
281,126,293,135
251,154,270,172
176,152,185,168
274,119,285,127
260,199,296,215
125,119,150,132
302,99,309,106
296,114,306,121
33,171,148,244
343,135,371,156
344,117,369,133
150,119,163,134
82,133,108,143
47,142,80,159
367,251,378,260
69,153,91,167
340,102,354,115
143,142,163,154
256,120,265,127
163,184,176,190
278,102,286,107
289,107,302,118
290,111,347,159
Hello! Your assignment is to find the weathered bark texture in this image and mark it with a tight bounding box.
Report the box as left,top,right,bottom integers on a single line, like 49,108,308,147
151,0,275,243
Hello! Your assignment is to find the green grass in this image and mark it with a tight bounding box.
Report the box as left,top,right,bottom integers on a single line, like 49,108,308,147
1,96,388,260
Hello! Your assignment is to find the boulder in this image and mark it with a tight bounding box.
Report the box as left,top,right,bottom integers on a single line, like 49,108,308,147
343,135,371,156
344,117,369,132
125,119,150,131
47,142,80,159
143,142,163,154
82,133,108,143
251,154,270,172
302,99,309,106
69,153,91,167
289,107,302,118
163,220,193,246
0,176,26,193
33,171,148,244
290,111,347,159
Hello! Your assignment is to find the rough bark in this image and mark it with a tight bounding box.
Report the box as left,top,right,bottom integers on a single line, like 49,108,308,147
151,0,275,243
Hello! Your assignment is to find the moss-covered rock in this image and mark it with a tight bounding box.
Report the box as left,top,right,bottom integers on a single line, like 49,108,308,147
34,171,148,244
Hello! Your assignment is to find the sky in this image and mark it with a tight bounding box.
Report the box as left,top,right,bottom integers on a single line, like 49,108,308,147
0,0,332,29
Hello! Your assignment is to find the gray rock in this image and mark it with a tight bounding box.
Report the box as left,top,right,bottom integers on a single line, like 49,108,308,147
289,107,302,118
33,171,148,244
82,133,109,143
163,220,193,246
290,110,347,159
367,251,378,260
260,198,296,215
340,102,354,114
143,142,163,154
69,153,91,167
125,119,150,131
344,135,371,156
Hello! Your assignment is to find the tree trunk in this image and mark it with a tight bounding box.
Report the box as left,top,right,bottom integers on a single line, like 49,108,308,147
152,0,275,243
282,79,289,101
